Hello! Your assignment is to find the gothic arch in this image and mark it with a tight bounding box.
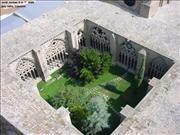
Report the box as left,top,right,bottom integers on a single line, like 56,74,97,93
148,57,168,79
90,27,110,52
16,58,38,81
45,39,68,70
119,42,137,70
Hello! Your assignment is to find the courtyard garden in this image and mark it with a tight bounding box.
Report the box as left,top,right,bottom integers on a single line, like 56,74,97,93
37,49,148,135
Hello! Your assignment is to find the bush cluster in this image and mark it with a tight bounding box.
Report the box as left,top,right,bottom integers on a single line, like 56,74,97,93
67,49,112,85
46,87,110,134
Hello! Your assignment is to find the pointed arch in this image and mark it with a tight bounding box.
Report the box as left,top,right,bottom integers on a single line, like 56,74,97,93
119,42,137,70
45,39,68,70
16,58,38,81
148,57,168,79
90,27,110,52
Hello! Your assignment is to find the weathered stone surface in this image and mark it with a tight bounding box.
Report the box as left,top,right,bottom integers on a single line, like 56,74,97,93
1,1,180,135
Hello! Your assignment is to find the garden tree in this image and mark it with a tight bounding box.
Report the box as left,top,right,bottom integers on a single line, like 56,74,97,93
46,91,68,109
82,96,110,135
80,49,101,77
79,49,112,84
100,53,112,74
136,55,146,88
49,87,90,109
46,87,97,130
70,105,88,129
80,68,94,85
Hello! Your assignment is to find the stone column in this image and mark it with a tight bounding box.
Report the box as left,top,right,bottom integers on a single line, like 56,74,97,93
31,70,36,79
110,33,117,64
61,51,64,61
72,31,79,49
84,19,91,48
135,49,147,78
65,30,78,51
160,0,169,7
33,49,51,82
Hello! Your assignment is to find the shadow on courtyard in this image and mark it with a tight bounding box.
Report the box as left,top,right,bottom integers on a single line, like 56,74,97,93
58,65,84,87
98,80,148,135
109,66,126,77
106,79,148,111
61,65,129,88
100,84,124,95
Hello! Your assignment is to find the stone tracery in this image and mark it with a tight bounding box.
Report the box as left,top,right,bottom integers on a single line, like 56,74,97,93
45,39,68,70
16,58,38,81
148,57,167,79
90,27,110,52
119,42,137,71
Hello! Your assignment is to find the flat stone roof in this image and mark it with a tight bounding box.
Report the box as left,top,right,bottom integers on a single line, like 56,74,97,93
1,1,180,135
120,105,135,118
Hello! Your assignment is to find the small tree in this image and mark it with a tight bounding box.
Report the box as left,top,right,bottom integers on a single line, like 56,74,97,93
80,49,101,76
82,96,110,134
80,68,94,84
101,53,112,74
136,56,146,88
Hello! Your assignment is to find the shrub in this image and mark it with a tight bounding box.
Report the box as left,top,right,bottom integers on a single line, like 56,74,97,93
101,53,112,74
80,68,94,84
80,49,101,76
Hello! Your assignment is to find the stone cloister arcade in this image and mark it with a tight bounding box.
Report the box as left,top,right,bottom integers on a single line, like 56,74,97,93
13,23,173,82
16,58,39,81
90,27,110,52
45,39,68,70
119,42,137,71
148,57,168,79
79,22,173,80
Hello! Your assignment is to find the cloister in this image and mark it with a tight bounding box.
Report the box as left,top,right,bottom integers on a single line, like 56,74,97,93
1,1,179,135
13,20,173,82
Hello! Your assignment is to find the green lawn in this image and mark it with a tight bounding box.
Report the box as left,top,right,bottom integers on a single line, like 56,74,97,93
37,66,148,135
37,66,127,99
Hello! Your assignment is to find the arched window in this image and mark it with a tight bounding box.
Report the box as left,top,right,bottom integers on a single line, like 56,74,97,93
119,42,137,70
16,58,38,81
46,39,68,70
90,27,110,52
148,57,168,79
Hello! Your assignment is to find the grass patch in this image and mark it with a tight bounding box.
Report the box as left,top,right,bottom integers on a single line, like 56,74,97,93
37,66,127,99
